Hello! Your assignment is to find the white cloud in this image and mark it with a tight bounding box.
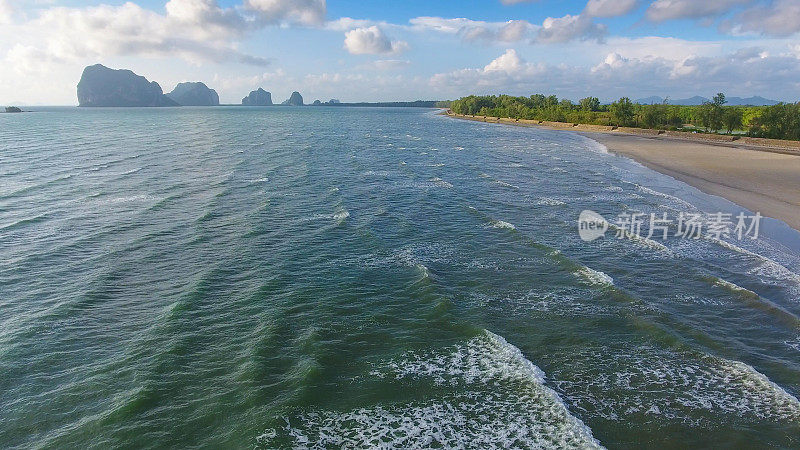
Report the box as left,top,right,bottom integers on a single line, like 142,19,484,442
410,15,605,44
343,26,408,55
430,49,548,91
537,14,606,43
1,1,271,69
646,0,752,22
584,0,639,18
409,17,488,35
725,0,800,36
243,0,326,26
409,17,535,43
0,0,13,24
325,17,383,32
483,49,525,73
430,47,800,101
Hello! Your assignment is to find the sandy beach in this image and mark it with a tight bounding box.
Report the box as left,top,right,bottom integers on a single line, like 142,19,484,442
445,113,800,231
583,132,800,231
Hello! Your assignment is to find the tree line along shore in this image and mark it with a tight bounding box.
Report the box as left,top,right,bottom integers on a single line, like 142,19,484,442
449,94,800,142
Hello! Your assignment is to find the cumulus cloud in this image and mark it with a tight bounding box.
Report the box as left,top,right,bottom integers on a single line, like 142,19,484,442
724,0,800,36
0,0,332,72
430,47,800,100
12,2,265,66
430,49,548,91
343,26,408,55
584,0,639,18
483,49,525,73
537,14,606,43
646,0,752,22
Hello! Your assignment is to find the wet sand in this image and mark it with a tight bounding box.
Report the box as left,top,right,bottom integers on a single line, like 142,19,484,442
582,132,800,231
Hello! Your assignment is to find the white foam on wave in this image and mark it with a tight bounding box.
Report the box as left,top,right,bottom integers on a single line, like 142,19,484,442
608,224,671,253
575,267,614,287
258,331,603,449
785,337,800,352
535,197,566,206
108,194,159,203
429,177,453,189
583,140,609,154
333,209,350,224
552,345,800,425
636,184,693,208
712,238,800,292
118,167,143,176
494,180,520,189
711,276,757,297
491,220,516,230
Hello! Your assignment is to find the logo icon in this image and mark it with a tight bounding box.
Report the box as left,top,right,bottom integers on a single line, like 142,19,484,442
578,210,608,242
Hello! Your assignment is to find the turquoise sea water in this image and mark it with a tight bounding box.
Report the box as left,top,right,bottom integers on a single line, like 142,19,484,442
1,107,800,448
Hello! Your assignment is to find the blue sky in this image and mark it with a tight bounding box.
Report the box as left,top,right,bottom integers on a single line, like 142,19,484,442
1,0,799,105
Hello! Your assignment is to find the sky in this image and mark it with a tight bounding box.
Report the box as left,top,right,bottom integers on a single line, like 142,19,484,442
1,0,799,105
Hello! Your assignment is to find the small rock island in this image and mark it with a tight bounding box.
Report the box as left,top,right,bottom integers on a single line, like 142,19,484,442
167,82,220,106
4,106,23,113
282,91,304,106
77,64,178,107
242,88,273,106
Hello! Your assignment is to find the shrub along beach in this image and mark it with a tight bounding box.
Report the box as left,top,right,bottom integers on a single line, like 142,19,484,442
450,93,800,141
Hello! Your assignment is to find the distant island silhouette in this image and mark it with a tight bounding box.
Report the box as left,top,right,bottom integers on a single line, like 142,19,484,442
76,64,443,108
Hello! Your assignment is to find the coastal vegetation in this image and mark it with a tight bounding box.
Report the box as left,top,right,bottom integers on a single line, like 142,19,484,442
450,93,800,141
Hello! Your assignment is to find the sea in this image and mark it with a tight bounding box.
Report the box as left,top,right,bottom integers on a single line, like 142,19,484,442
1,106,799,448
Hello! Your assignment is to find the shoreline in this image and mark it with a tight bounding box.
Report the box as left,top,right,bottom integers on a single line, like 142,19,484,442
445,113,800,232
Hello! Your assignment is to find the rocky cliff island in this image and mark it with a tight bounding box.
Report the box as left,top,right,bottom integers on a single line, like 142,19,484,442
77,64,177,107
282,91,304,106
167,82,219,106
242,88,273,106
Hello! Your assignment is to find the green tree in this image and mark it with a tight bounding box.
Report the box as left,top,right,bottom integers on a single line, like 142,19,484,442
713,93,726,107
723,107,743,134
611,97,635,127
579,97,601,112
642,102,669,129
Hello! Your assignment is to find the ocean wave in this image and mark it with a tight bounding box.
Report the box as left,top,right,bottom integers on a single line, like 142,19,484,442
700,275,800,327
494,180,519,189
608,224,671,253
491,220,516,230
258,331,603,449
0,213,51,232
109,195,160,203
430,177,453,189
636,184,693,208
535,197,566,206
333,209,350,224
552,345,800,425
712,238,800,292
575,267,614,287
